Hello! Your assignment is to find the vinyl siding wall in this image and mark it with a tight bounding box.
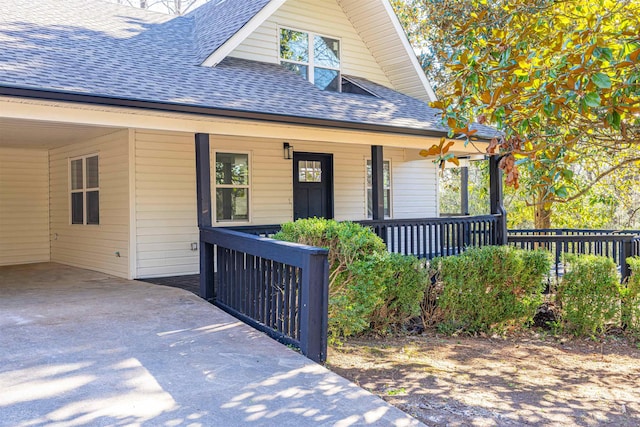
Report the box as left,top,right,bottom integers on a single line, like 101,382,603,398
133,131,438,277
229,0,393,88
49,130,130,278
133,130,199,278
0,148,50,266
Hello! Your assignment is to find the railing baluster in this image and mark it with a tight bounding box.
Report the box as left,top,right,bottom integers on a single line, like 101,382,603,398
507,231,637,283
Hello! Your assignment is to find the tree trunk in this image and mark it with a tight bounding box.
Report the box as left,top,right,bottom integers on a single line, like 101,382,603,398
534,201,552,229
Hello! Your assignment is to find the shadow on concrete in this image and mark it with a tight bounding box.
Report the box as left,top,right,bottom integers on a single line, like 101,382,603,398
0,263,420,426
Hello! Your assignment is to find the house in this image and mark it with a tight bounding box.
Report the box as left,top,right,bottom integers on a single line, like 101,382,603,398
0,0,499,281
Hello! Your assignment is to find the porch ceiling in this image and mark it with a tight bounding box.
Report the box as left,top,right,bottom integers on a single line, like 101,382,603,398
0,117,123,149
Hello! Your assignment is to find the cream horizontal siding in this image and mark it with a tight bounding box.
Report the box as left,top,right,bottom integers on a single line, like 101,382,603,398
212,136,293,225
134,130,198,278
133,130,439,277
229,0,393,88
391,149,439,219
286,143,438,221
49,130,129,278
0,148,50,266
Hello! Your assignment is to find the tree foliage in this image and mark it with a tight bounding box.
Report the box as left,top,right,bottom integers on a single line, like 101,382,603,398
395,0,640,228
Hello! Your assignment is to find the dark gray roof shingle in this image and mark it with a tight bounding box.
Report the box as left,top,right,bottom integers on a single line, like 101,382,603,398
189,0,271,64
0,0,498,139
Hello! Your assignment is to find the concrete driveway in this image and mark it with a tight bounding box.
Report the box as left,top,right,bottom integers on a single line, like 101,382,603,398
0,263,421,427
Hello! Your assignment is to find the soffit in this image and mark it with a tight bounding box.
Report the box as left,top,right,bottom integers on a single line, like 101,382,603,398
0,117,122,149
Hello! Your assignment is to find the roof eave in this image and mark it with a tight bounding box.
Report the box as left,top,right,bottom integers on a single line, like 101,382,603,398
0,85,482,140
380,0,437,102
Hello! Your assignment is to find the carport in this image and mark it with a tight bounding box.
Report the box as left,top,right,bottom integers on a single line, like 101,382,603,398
0,263,420,426
0,116,130,278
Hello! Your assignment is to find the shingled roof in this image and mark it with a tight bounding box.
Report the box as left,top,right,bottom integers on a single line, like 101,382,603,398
0,0,498,139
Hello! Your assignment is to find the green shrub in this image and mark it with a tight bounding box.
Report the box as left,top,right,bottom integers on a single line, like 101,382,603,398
622,257,640,332
557,254,620,336
431,246,550,333
275,218,428,341
274,218,387,341
369,253,428,333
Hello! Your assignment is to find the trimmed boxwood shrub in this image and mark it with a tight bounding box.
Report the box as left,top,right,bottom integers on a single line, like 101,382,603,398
369,252,428,333
621,257,640,333
274,218,426,341
430,245,550,333
557,254,620,336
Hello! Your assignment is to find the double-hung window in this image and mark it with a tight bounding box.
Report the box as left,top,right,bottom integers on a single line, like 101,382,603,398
70,155,99,225
280,28,341,92
366,159,391,218
215,152,250,222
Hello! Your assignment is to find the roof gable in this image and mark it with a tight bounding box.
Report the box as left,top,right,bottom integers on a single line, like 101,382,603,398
227,0,393,90
191,0,280,65
338,0,437,102
196,0,436,102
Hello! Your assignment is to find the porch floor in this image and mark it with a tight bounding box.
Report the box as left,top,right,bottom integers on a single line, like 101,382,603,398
0,263,420,426
139,274,200,296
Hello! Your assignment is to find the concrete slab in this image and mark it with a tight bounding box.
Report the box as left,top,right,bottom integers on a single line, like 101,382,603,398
0,263,422,427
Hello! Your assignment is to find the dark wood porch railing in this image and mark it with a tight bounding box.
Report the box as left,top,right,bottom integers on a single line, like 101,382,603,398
226,215,502,260
508,230,640,281
357,215,500,259
200,227,329,363
222,224,283,237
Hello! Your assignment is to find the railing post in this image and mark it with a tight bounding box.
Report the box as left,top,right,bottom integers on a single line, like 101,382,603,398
299,252,329,363
621,238,632,282
195,133,215,301
489,155,508,245
461,166,469,216
371,145,385,221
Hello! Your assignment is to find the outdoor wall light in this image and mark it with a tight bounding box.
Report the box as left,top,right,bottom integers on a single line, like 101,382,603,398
283,142,293,160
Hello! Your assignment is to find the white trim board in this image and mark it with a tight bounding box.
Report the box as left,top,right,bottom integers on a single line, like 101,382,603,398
201,0,287,67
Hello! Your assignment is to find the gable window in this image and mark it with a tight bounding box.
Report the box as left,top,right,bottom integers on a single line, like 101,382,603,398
215,152,250,222
280,28,341,92
366,159,391,218
70,154,99,225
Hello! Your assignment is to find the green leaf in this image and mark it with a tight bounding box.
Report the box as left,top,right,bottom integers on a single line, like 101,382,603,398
554,186,569,198
584,92,601,108
591,73,611,89
606,111,621,130
594,47,614,62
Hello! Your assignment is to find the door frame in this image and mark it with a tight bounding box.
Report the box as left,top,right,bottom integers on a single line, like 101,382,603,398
292,152,334,220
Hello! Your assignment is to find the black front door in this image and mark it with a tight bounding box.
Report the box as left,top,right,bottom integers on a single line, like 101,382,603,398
293,152,333,220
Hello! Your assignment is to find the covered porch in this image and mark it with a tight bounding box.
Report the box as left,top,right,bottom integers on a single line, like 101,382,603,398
193,132,506,362
0,262,419,426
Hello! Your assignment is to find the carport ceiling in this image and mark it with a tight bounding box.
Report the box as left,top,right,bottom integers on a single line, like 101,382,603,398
0,118,123,149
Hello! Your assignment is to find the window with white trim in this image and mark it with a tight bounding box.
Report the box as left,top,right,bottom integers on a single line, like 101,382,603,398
366,159,391,218
70,155,99,225
279,28,341,92
215,152,250,222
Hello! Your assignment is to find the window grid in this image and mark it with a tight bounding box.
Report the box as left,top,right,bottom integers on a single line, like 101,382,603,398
69,154,99,225
366,159,391,219
298,160,322,183
214,152,251,223
280,27,341,92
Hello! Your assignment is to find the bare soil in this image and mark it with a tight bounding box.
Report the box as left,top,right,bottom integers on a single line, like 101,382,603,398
327,333,640,426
